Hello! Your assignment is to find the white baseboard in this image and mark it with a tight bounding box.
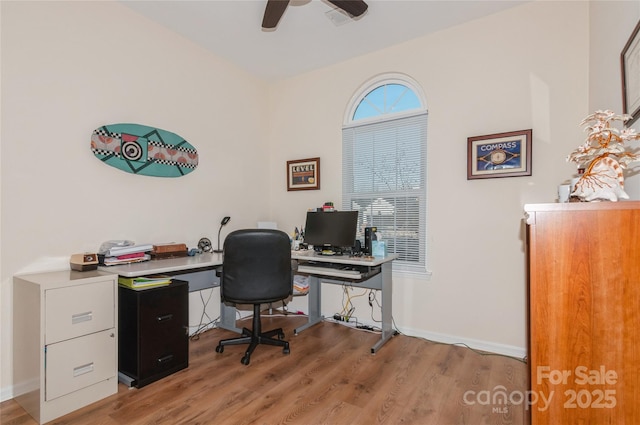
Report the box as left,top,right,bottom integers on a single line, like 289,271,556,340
396,325,527,360
317,309,526,360
1,386,13,403
188,322,217,336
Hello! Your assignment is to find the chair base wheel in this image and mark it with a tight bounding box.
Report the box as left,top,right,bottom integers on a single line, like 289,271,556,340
215,305,290,365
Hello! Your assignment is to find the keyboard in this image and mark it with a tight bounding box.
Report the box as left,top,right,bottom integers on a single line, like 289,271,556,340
296,262,373,279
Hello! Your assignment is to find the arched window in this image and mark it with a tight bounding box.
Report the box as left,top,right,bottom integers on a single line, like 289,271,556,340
342,74,428,273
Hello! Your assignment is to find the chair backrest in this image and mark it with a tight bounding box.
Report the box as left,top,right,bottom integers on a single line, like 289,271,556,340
221,229,292,304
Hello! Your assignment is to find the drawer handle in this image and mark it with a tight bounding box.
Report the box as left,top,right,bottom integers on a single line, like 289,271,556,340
73,362,94,377
157,314,173,322
71,311,93,325
157,354,174,364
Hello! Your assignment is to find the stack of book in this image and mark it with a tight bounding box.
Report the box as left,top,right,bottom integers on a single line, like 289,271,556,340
118,275,172,290
293,275,310,295
151,243,188,259
101,243,153,266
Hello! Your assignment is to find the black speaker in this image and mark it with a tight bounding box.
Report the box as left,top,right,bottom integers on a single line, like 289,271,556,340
364,227,377,255
353,239,362,254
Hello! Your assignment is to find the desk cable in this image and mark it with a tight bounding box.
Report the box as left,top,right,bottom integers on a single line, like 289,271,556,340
189,287,217,340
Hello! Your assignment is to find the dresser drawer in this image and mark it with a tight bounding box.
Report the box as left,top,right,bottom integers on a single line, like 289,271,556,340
45,328,116,401
45,279,115,344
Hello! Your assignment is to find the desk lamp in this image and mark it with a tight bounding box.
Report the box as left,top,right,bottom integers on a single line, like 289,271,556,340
214,216,231,253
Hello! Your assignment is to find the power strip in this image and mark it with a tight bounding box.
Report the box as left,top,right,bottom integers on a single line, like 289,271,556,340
356,324,376,331
333,313,350,322
328,316,381,333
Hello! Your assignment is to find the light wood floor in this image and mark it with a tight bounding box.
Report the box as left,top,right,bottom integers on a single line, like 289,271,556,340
2,314,529,425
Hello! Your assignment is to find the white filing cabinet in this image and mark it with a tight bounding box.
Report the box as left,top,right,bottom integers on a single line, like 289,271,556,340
13,270,118,424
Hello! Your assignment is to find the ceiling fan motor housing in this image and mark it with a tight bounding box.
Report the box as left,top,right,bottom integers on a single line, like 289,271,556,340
262,0,368,29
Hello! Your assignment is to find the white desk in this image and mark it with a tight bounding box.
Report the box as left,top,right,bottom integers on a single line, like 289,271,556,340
98,253,223,277
98,253,241,334
100,251,399,352
291,250,398,353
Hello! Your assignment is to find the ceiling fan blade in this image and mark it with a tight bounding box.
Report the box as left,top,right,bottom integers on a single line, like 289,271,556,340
327,0,368,18
262,0,290,29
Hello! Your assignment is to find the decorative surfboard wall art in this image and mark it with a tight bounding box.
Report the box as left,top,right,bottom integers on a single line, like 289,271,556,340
90,123,198,177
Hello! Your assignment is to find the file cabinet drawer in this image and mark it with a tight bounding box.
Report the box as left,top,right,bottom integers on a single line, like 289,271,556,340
45,329,116,401
119,280,188,388
45,279,115,344
138,301,188,380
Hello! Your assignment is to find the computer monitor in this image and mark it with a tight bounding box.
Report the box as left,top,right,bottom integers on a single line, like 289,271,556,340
303,211,358,254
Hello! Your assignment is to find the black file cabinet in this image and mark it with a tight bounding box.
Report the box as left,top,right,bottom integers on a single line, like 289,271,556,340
118,280,188,388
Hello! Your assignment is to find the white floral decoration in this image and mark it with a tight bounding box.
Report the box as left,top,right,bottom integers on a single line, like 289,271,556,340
566,110,640,201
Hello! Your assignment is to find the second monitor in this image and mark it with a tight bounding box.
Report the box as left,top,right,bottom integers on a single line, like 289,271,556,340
303,210,358,255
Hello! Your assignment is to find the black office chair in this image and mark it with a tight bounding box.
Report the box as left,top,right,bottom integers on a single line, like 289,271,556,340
215,229,293,365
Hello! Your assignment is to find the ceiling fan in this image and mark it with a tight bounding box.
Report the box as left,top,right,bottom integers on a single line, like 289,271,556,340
262,0,368,29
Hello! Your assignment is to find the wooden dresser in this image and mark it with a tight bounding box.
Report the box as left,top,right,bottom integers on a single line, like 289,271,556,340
525,202,640,424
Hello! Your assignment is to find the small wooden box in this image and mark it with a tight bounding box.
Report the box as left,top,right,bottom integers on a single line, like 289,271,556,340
70,253,99,271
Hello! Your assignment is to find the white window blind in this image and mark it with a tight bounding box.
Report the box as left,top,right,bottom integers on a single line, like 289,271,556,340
342,112,428,272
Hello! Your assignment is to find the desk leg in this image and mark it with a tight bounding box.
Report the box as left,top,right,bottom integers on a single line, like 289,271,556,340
217,300,242,334
371,261,394,353
294,275,323,334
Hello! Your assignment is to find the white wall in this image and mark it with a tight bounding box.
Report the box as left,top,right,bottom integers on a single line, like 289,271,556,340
268,0,593,356
589,1,640,111
0,1,269,400
589,0,640,197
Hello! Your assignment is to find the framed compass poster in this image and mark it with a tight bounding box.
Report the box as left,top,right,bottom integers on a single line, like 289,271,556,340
467,129,532,180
